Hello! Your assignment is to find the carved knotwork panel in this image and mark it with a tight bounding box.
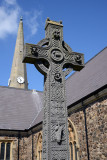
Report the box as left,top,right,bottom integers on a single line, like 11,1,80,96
50,101,65,117
51,84,64,101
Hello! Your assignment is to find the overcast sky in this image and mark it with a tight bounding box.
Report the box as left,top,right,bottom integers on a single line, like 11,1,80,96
0,0,107,91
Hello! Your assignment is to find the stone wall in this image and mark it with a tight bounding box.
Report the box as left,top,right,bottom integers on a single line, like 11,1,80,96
69,96,107,160
86,97,107,160
19,135,32,160
69,110,88,160
19,131,42,160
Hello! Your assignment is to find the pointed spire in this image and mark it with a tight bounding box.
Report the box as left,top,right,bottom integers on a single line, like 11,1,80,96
9,18,28,89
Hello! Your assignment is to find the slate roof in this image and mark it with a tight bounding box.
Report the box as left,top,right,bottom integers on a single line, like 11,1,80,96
0,47,107,130
0,87,43,130
66,47,107,107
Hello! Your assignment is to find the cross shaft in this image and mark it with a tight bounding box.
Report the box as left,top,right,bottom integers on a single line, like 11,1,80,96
23,18,84,160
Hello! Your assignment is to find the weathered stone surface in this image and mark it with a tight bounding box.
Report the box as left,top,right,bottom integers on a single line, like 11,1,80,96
86,97,107,160
69,110,88,160
19,135,32,160
68,96,107,160
23,18,84,160
9,18,28,89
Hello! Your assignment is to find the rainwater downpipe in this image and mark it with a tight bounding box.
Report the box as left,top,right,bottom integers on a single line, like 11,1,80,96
32,131,34,160
82,102,90,160
18,133,20,160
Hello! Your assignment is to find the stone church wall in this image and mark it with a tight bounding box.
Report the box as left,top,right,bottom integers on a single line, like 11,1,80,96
69,110,88,160
69,96,107,160
86,97,107,160
19,135,32,160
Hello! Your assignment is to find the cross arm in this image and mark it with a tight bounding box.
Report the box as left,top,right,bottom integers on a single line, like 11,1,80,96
63,51,84,71
23,43,49,64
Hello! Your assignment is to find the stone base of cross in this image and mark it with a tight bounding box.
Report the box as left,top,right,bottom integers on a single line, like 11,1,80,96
23,18,84,160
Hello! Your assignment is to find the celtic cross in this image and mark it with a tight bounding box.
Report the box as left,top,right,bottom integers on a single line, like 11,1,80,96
23,18,84,160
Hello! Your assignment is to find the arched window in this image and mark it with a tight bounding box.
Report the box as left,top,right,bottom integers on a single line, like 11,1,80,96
36,132,42,160
36,119,79,160
0,142,5,160
68,118,79,160
0,141,12,160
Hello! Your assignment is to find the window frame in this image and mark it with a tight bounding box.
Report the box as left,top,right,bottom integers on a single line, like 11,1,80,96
68,118,79,160
0,140,13,160
36,132,42,160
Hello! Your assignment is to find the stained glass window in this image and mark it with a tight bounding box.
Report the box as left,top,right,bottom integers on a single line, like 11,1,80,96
70,143,73,160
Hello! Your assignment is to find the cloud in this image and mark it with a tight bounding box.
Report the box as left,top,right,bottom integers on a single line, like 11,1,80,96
25,11,42,36
0,0,42,39
0,0,20,39
4,0,17,5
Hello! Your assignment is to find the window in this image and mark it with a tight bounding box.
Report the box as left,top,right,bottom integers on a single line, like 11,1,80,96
68,119,79,160
36,133,42,160
70,142,73,160
0,141,12,160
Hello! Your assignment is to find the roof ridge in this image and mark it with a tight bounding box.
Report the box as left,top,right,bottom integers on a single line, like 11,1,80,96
0,85,43,93
85,46,107,65
28,107,43,129
0,86,30,91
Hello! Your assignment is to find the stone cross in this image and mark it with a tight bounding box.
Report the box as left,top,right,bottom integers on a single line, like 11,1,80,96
23,18,84,160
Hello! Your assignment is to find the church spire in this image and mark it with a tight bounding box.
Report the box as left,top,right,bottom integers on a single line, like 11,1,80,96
9,17,28,89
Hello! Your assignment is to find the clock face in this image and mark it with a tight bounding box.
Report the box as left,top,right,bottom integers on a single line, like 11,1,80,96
17,77,24,84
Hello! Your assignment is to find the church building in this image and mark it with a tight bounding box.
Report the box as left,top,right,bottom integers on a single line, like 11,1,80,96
0,18,107,160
